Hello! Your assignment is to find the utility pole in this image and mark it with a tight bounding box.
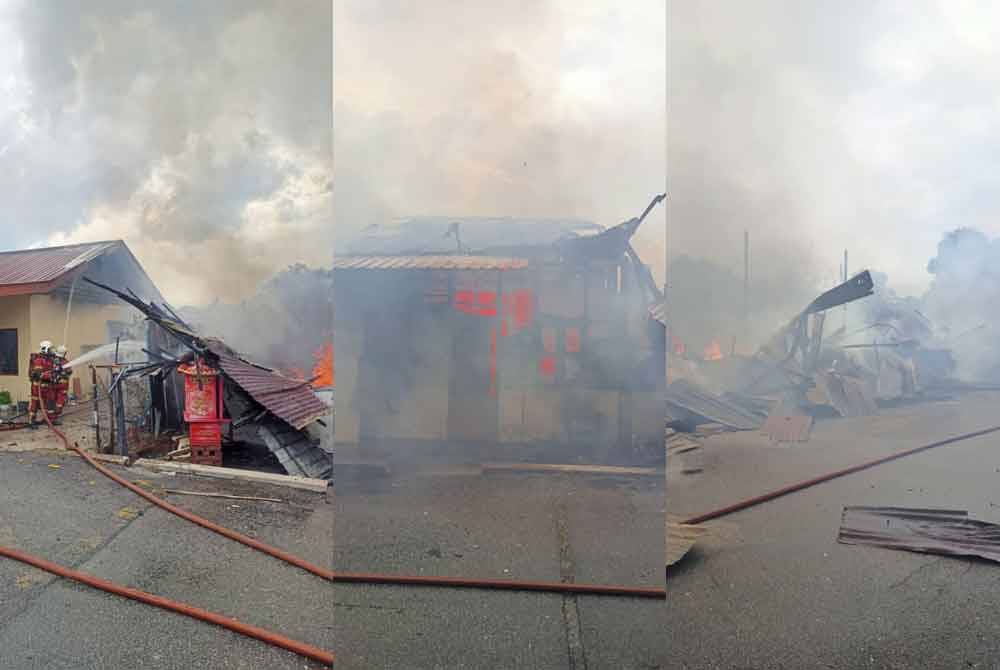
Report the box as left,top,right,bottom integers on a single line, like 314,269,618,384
743,230,749,352
843,249,849,330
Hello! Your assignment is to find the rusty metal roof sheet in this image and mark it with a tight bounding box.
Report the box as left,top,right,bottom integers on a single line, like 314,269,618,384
206,342,328,430
333,255,529,271
0,241,120,294
665,379,765,430
838,506,1000,564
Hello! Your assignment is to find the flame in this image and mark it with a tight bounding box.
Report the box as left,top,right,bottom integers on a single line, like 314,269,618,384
311,341,334,387
703,340,724,361
672,337,686,356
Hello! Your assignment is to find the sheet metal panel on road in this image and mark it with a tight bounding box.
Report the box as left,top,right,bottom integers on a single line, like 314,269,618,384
838,506,1000,563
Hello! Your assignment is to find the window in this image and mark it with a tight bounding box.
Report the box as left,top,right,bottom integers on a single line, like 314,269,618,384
0,329,17,375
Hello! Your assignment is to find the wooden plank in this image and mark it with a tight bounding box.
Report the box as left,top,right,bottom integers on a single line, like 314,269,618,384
483,462,661,477
164,489,284,503
90,453,129,466
132,459,329,493
666,520,706,567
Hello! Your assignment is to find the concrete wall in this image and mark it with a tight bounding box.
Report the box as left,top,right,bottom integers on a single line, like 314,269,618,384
0,295,32,404
378,310,450,441
30,294,134,365
333,324,361,445
0,294,133,405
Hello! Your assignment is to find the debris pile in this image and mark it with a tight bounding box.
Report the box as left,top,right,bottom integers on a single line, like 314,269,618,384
83,278,332,480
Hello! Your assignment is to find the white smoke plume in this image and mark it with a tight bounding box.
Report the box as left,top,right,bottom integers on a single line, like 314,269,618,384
3,1,331,305
334,1,666,282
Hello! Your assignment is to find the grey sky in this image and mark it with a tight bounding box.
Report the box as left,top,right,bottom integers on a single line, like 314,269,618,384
3,1,664,304
1,1,331,305
334,0,667,282
669,1,1000,298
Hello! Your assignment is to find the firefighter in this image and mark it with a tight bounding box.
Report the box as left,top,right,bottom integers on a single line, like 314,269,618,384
53,345,72,421
28,341,56,427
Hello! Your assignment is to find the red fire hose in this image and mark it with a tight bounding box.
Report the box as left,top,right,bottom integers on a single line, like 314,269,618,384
27,410,335,665
40,413,664,598
681,424,1000,526
332,571,665,597
0,544,334,667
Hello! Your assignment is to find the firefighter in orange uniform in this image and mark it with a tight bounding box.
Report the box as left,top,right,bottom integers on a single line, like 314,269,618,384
28,341,56,427
53,345,72,422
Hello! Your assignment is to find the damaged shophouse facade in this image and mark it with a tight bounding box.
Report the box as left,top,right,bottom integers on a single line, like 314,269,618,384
334,196,667,463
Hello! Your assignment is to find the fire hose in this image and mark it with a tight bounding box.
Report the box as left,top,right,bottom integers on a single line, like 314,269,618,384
5,410,661,662
681,424,1000,526
0,544,334,667
24,410,336,666
36,413,664,598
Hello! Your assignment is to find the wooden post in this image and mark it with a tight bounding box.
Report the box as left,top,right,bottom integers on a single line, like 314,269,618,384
91,366,101,451
114,374,128,457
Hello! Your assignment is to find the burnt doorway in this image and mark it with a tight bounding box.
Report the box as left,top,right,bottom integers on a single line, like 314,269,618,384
447,271,500,444
447,311,498,443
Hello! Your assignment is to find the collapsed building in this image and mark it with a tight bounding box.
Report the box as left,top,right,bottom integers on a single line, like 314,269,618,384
84,279,332,479
665,266,964,444
334,196,667,464
0,241,332,479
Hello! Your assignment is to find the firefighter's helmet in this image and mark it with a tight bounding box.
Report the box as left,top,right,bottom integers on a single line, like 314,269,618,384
55,345,67,358
39,341,53,354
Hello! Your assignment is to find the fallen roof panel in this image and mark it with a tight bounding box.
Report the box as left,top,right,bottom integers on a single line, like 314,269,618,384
665,379,765,431
206,342,328,431
838,506,1000,564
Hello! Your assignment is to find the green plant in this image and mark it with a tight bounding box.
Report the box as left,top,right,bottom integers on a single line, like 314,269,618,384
0,391,11,406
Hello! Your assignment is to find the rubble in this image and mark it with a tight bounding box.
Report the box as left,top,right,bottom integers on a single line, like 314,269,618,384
82,278,332,480
665,378,766,431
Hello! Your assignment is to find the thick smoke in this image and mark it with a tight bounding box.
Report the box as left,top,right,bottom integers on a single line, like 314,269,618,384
5,1,331,305
921,228,1000,381
668,1,1000,337
666,254,819,356
334,1,666,281
178,264,332,373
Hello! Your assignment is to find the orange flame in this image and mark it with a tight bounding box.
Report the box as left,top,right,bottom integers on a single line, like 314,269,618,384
703,340,724,361
311,342,334,387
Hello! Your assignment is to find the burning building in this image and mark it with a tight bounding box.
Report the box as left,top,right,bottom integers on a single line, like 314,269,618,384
334,197,666,463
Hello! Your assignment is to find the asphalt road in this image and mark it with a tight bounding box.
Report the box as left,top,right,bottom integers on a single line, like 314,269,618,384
0,445,334,669
333,466,666,669
666,391,1000,670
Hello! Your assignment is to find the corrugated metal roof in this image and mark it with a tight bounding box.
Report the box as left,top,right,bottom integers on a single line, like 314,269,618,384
342,217,601,255
207,342,328,430
0,241,119,288
838,506,1000,564
333,255,529,271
